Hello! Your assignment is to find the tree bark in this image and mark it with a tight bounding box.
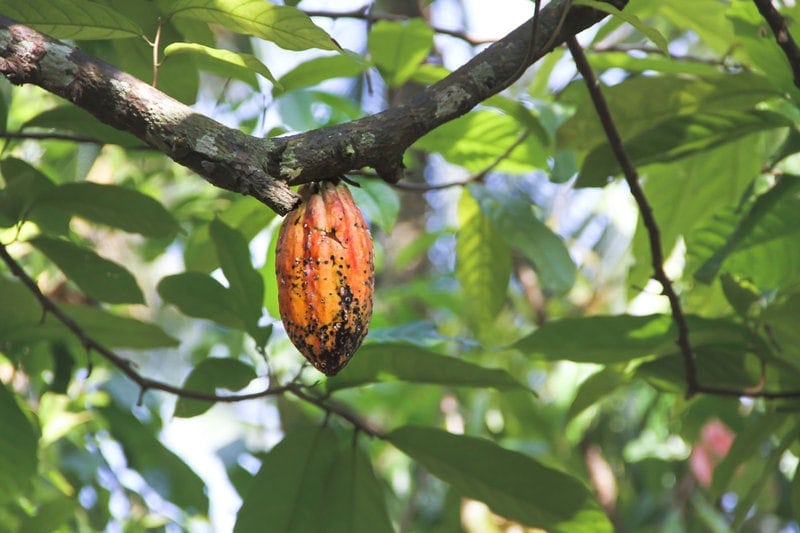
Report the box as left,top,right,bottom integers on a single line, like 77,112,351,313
0,0,627,215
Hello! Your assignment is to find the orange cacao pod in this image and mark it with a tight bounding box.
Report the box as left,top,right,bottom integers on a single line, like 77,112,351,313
275,180,374,376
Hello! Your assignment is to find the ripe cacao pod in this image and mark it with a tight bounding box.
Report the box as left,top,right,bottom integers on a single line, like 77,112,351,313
275,180,374,376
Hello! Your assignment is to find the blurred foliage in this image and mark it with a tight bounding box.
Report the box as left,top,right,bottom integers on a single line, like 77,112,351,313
2,0,800,531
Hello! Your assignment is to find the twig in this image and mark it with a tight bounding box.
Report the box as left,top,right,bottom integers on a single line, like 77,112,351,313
589,44,736,67
391,129,532,191
303,6,492,46
0,242,290,403
0,242,395,433
288,385,386,438
151,17,163,87
752,0,800,89
0,131,154,149
566,37,700,397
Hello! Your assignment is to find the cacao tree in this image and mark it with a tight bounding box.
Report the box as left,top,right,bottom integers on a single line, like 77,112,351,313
1,0,800,530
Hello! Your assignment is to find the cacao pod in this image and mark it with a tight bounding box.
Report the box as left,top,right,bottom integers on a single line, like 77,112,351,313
275,180,374,376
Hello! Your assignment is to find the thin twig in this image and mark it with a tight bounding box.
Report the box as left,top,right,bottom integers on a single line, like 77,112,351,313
566,37,700,397
288,385,386,438
390,129,532,191
0,131,154,149
752,0,800,89
0,242,290,403
303,6,492,46
0,242,394,434
589,44,736,67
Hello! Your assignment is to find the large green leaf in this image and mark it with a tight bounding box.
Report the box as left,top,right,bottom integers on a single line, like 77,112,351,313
348,177,400,233
157,272,242,329
318,441,394,533
234,426,339,533
690,177,800,287
579,111,789,186
388,426,612,531
32,182,179,239
174,358,257,418
470,183,575,294
0,382,39,505
628,133,772,292
98,403,208,513
161,0,336,51
573,0,668,53
0,159,69,233
3,0,142,39
566,367,628,422
367,18,434,87
514,314,756,364
0,277,177,349
276,54,368,95
60,304,179,349
184,196,276,274
414,110,548,174
327,343,528,393
209,218,267,345
456,188,511,339
163,43,279,90
30,237,144,304
558,73,781,155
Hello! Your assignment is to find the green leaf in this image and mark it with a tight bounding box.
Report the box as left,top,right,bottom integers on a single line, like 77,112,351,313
388,426,612,531
415,110,548,173
558,73,781,156
691,177,800,285
367,19,434,87
579,111,790,186
470,183,575,294
635,348,761,394
0,382,39,505
3,0,142,39
573,0,668,53
163,43,280,90
184,196,276,274
456,188,511,338
174,358,257,418
234,426,340,533
33,182,179,239
276,54,369,95
514,314,756,364
98,403,208,513
0,158,69,233
157,272,243,329
17,496,76,533
319,442,394,533
629,133,774,291
566,367,627,422
30,236,145,304
209,219,266,344
60,304,179,349
348,178,400,233
327,343,529,393
586,51,722,77
162,0,336,51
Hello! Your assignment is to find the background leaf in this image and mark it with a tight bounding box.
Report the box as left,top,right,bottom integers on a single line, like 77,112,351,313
368,19,434,87
174,358,257,418
388,426,612,531
30,237,144,304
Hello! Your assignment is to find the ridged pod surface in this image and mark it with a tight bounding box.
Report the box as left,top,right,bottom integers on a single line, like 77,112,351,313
275,181,374,376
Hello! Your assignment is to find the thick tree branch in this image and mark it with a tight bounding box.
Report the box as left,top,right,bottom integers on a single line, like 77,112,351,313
752,0,800,90
0,0,625,215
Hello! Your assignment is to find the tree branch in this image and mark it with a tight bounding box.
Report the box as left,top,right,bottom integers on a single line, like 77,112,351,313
566,37,701,398
752,0,800,90
0,241,387,434
0,0,625,215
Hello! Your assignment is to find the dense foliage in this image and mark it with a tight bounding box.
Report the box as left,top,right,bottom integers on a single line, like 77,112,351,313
1,0,800,531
